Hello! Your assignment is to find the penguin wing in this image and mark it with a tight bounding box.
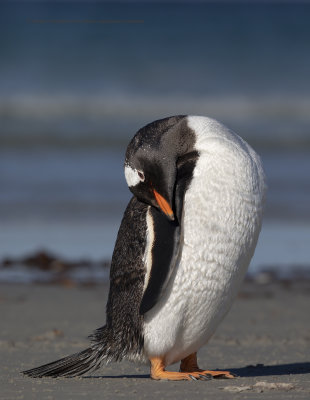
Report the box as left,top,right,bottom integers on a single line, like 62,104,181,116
107,196,148,324
108,196,180,318
139,206,181,315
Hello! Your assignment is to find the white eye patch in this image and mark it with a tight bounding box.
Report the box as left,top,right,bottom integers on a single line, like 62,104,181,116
124,165,144,187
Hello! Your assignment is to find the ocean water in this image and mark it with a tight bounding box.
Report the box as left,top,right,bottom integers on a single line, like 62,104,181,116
1,1,310,147
0,1,309,280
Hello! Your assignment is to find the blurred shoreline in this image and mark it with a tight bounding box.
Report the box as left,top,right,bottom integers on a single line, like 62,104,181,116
1,249,310,285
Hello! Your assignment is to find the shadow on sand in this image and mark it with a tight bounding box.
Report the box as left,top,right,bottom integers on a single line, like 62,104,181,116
84,362,310,379
230,362,310,377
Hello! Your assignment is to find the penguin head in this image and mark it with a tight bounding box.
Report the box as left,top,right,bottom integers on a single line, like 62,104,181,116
124,154,175,221
124,116,197,222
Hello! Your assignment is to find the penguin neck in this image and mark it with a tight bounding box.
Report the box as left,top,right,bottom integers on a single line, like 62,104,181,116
174,151,199,225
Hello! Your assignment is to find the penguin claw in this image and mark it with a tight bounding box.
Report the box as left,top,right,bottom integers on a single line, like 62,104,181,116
189,374,198,381
198,373,212,380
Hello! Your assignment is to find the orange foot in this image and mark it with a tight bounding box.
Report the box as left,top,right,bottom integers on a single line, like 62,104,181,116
180,352,236,380
150,357,208,381
150,353,236,381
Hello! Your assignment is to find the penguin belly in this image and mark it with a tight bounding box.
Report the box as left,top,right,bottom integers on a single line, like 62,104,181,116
143,131,265,366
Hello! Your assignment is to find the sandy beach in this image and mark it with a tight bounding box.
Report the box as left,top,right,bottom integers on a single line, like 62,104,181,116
1,279,309,399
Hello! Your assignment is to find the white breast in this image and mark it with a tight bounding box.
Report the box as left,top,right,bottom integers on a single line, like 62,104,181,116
143,116,266,366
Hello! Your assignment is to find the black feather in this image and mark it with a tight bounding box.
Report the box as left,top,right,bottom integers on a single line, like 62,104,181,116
23,348,100,378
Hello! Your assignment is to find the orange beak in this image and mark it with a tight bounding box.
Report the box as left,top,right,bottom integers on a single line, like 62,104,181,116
153,189,174,220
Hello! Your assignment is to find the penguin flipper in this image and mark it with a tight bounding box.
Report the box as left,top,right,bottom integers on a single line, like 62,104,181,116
139,206,181,315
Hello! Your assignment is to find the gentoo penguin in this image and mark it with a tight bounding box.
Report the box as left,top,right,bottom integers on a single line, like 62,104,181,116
23,115,266,381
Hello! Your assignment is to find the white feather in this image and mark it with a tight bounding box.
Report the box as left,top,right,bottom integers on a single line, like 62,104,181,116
143,207,154,292
143,116,266,366
124,165,141,187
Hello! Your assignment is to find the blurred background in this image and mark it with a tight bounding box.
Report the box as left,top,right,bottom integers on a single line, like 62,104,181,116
0,0,309,282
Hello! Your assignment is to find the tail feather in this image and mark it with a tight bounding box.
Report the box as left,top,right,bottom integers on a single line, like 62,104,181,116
22,325,115,378
22,323,144,378
22,347,102,378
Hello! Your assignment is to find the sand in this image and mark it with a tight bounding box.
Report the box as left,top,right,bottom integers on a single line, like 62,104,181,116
1,280,309,399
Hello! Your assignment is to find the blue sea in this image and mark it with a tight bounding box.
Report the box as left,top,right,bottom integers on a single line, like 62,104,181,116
0,1,310,281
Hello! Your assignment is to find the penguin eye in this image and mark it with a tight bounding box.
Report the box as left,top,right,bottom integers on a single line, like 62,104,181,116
138,170,145,182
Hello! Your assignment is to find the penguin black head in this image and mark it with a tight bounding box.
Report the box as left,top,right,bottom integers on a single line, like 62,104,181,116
124,115,198,222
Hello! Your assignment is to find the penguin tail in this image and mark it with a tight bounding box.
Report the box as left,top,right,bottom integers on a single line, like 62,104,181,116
22,347,100,378
22,326,115,378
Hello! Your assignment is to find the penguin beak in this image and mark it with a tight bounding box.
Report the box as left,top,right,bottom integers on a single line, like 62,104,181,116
153,189,174,221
